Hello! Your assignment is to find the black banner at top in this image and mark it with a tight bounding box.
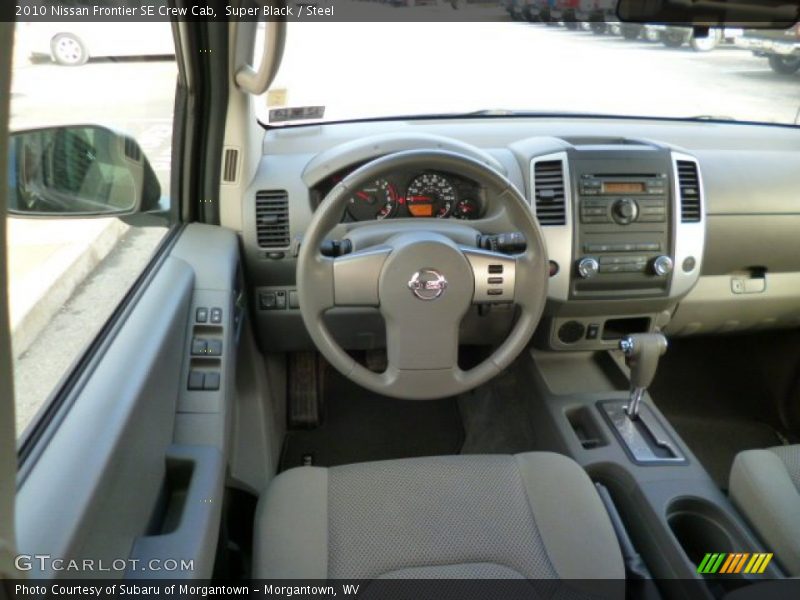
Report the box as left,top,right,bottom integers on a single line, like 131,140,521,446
5,0,800,25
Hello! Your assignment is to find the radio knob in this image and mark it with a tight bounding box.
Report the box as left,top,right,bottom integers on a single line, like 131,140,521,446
652,255,674,277
612,198,639,225
577,257,600,279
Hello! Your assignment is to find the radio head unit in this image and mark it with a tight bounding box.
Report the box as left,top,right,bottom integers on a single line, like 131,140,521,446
570,153,675,299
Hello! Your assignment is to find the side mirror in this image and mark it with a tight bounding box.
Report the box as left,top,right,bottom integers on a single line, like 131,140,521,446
7,125,161,218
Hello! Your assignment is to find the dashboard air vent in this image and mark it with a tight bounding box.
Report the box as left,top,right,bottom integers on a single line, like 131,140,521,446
677,160,701,223
222,148,239,183
255,190,290,248
533,160,567,226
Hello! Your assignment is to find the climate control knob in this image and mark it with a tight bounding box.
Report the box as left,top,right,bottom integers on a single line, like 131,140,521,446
577,257,600,279
652,255,674,277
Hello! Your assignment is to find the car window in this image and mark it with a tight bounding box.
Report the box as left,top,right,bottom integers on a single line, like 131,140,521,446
7,22,177,440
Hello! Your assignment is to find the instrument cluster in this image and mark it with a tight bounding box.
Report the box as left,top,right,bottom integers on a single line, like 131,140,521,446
314,167,484,222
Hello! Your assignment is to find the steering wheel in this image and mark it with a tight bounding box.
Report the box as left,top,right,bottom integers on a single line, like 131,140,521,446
297,150,548,400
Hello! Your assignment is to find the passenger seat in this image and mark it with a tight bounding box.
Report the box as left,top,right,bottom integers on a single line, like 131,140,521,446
729,445,800,575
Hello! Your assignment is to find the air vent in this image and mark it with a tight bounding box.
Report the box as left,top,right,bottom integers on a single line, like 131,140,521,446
255,190,290,248
222,148,239,183
533,160,567,226
677,160,701,223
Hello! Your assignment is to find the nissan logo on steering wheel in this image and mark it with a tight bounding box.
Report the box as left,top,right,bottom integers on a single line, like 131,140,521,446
408,269,448,301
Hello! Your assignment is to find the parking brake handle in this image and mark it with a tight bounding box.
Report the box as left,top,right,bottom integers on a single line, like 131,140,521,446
619,333,668,420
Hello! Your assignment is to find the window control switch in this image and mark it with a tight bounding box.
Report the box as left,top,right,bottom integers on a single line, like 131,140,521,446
188,370,205,390
204,372,220,391
191,338,207,355
207,339,223,356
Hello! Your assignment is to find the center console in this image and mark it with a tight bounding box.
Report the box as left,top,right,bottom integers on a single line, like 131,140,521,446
530,140,706,351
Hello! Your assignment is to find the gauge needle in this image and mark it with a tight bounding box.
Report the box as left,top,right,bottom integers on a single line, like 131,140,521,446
408,195,431,202
355,191,370,200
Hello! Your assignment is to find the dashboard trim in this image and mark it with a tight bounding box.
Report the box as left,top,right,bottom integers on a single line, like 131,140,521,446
670,151,706,298
530,151,573,302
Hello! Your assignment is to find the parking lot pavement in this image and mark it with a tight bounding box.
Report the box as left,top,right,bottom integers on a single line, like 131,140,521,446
269,20,799,124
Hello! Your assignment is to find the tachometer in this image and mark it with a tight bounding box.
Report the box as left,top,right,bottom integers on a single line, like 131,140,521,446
405,173,456,218
347,178,397,221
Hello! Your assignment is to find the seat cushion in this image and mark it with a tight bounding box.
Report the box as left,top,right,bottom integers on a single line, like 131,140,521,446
254,452,624,582
730,445,800,576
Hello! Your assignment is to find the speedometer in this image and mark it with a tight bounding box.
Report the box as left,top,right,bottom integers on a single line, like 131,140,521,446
405,173,456,218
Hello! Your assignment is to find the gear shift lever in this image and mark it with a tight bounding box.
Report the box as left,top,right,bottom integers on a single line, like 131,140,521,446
619,333,668,419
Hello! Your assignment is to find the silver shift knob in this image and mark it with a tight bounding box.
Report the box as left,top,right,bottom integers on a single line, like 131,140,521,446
619,333,668,419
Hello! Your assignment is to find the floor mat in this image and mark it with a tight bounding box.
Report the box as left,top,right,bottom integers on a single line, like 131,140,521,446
650,335,791,490
458,368,539,455
280,367,464,471
668,415,782,490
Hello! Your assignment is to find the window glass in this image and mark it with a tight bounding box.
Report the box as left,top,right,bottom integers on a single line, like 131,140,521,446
8,21,177,438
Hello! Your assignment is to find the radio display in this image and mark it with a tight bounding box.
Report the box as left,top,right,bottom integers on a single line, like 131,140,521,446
603,182,645,194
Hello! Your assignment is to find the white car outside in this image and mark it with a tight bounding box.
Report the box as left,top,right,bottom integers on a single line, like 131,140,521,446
23,22,174,66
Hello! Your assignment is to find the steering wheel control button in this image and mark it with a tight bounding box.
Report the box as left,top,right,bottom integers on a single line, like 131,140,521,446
488,264,504,274
210,307,223,324
188,370,205,391
191,338,208,356
408,269,448,301
195,307,208,323
577,257,600,279
652,255,675,277
558,321,586,344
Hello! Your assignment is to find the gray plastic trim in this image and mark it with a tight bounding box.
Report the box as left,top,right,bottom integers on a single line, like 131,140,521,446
670,152,705,298
300,132,507,189
530,152,573,302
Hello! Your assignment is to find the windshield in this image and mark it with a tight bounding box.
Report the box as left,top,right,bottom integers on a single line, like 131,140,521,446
259,13,800,127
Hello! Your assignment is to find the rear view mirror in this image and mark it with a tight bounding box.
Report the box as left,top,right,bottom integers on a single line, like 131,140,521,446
7,125,160,218
617,0,800,28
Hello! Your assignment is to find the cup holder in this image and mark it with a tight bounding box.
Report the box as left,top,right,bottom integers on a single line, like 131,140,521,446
667,498,741,567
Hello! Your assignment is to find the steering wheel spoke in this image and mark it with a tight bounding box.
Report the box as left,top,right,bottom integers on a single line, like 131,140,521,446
462,247,517,305
333,246,392,307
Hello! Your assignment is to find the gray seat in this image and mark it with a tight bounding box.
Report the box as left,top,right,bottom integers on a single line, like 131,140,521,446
254,452,624,584
730,445,800,576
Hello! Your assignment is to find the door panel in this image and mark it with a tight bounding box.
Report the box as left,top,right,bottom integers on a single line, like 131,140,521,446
15,224,241,579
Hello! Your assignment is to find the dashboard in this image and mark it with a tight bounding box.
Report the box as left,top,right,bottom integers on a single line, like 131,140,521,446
312,166,485,221
234,117,800,353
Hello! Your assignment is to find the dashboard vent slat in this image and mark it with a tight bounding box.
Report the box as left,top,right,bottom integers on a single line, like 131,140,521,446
255,190,290,248
533,160,567,226
677,160,702,223
223,148,239,183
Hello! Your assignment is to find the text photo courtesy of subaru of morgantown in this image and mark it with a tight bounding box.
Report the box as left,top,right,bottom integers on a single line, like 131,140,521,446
2,1,800,599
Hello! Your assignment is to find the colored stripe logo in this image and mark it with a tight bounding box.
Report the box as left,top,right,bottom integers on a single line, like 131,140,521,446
697,552,773,574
